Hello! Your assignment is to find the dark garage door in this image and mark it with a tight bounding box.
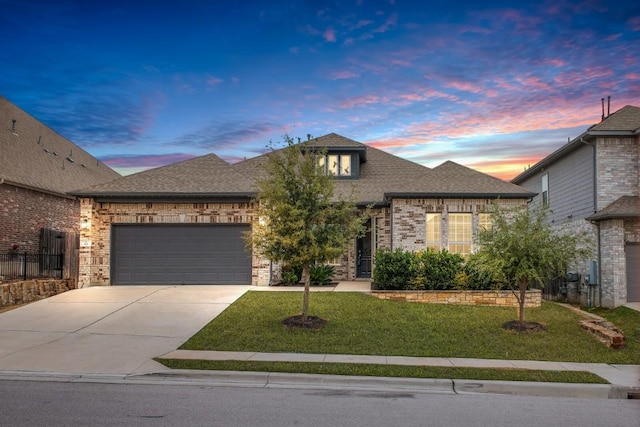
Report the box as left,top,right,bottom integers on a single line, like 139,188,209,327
112,224,252,285
627,243,639,302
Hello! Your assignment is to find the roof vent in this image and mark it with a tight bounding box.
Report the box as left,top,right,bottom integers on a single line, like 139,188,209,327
11,119,17,135
66,149,74,163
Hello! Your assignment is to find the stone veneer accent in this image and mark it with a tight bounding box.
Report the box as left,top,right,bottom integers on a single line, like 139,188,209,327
391,198,526,252
372,289,541,308
0,278,74,308
0,183,79,253
78,198,271,287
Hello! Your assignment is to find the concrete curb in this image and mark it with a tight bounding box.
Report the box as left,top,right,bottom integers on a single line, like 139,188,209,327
131,369,633,399
0,369,634,399
454,379,627,400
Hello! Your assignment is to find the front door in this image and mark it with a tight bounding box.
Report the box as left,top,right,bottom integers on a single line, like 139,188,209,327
356,222,372,278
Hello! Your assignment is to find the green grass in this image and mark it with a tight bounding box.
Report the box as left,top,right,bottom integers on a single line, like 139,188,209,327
156,359,607,384
180,291,640,364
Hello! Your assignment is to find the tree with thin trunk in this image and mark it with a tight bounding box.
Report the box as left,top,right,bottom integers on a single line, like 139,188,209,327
476,204,592,329
247,136,367,326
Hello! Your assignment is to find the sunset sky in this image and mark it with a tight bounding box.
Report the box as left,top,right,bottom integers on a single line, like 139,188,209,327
1,0,639,180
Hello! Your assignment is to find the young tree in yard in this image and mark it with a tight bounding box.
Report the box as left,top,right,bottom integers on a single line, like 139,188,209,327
476,204,592,330
247,136,367,327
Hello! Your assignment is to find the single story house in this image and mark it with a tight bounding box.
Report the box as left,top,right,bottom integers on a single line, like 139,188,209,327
71,133,534,287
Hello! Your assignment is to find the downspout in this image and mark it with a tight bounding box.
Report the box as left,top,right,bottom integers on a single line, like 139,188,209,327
582,136,602,306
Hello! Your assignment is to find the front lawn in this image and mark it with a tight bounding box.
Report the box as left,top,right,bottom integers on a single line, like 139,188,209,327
180,292,640,365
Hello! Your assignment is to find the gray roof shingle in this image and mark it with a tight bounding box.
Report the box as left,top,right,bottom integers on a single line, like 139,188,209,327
587,196,640,221
72,132,533,202
0,96,120,196
71,153,255,197
590,105,640,132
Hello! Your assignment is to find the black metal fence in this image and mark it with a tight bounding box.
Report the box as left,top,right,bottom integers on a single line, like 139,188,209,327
0,253,64,281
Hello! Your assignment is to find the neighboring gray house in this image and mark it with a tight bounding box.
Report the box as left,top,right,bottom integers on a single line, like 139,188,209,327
512,105,640,308
71,133,534,287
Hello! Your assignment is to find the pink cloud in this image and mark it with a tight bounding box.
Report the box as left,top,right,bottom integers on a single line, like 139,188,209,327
626,72,640,80
628,16,640,31
340,94,383,109
354,19,373,29
373,12,398,33
443,80,484,94
206,76,223,86
604,33,622,41
324,27,336,42
330,70,360,80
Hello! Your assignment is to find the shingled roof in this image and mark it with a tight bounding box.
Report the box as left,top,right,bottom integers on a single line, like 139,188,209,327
72,132,533,203
71,153,254,197
589,105,640,133
0,96,120,196
587,196,640,221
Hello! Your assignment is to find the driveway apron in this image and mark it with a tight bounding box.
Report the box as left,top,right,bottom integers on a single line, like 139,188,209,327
0,286,249,375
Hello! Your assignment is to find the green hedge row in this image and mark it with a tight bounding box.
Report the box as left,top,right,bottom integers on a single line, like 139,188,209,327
372,248,507,291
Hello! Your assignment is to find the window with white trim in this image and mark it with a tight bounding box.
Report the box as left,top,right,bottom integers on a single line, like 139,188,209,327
541,173,549,208
318,154,352,177
448,213,472,255
426,213,441,250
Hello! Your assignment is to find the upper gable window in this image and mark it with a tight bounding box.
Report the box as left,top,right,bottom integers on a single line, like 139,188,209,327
318,154,352,177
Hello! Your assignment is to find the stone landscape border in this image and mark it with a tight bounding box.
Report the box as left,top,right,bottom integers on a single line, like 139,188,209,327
0,279,74,308
372,289,541,308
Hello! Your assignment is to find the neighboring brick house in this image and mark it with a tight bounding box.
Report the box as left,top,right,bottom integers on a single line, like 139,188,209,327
512,105,640,308
0,96,120,255
72,133,533,287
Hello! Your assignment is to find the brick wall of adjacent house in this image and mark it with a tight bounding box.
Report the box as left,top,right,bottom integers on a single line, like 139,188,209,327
372,289,541,308
0,183,79,253
594,136,638,307
78,199,272,287
599,219,627,308
552,218,598,305
391,198,527,252
596,137,639,210
0,278,74,308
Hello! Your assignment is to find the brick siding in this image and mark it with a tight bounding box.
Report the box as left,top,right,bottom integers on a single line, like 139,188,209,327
391,198,526,252
78,199,270,287
0,183,79,253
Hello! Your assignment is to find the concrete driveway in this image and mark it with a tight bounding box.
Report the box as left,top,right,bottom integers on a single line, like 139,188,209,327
0,286,249,375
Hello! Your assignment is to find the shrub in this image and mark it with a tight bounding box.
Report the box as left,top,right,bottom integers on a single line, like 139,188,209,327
372,248,418,290
280,263,302,285
374,248,505,291
462,252,508,290
413,249,464,290
310,264,335,286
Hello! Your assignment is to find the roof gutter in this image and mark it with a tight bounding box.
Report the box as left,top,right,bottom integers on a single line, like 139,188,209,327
512,132,590,184
1,178,75,200
384,192,535,199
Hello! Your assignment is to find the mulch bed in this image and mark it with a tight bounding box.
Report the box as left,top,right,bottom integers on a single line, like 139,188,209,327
502,320,547,333
282,314,328,330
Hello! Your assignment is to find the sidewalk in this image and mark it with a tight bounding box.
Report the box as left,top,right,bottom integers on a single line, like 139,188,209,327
160,349,640,390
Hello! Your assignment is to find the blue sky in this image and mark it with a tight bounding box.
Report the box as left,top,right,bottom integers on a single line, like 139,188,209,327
1,0,639,179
